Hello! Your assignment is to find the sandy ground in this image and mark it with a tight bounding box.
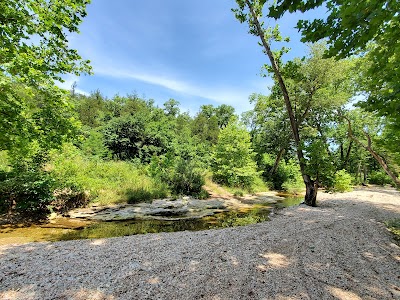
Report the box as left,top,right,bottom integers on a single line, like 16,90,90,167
0,186,399,300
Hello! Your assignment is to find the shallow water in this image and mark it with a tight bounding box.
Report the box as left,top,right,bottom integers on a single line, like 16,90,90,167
0,196,302,245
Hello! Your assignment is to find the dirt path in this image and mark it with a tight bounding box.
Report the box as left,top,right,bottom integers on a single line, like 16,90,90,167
0,187,399,300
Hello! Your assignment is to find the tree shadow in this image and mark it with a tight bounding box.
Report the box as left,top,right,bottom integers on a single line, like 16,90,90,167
353,185,400,197
0,190,399,299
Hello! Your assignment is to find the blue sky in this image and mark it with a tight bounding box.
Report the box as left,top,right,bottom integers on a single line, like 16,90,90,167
61,0,325,115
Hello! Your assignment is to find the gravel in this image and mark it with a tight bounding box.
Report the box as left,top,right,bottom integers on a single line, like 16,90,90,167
1,186,399,300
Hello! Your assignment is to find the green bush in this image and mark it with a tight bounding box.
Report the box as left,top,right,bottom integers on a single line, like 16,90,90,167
0,170,56,217
126,187,168,204
149,155,207,197
233,190,244,197
169,158,205,196
211,120,260,189
80,129,112,159
260,153,303,191
0,168,89,218
52,185,89,215
333,169,353,192
368,171,392,186
196,189,210,200
281,176,304,194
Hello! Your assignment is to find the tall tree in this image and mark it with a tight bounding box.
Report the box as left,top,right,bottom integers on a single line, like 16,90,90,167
234,0,358,204
233,0,319,205
1,0,91,154
0,0,91,85
243,93,292,177
212,119,260,189
343,109,400,187
163,99,180,117
268,0,400,125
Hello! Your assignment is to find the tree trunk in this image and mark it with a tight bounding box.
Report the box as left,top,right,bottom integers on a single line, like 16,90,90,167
342,140,353,169
367,147,400,186
303,174,317,206
245,0,317,205
269,148,285,175
363,163,367,184
340,144,344,162
357,161,362,184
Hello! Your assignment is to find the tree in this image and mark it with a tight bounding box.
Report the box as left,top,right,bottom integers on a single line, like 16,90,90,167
234,1,358,204
102,111,174,162
242,93,292,179
0,0,91,85
163,99,180,117
191,105,220,145
215,104,235,128
74,90,106,128
234,0,319,205
268,0,400,125
279,44,355,188
0,76,80,155
1,0,91,157
343,109,400,187
211,119,260,189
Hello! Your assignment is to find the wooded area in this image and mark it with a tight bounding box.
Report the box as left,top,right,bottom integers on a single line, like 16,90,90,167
0,0,399,219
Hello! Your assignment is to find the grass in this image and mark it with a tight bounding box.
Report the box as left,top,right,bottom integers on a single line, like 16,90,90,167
50,145,168,206
204,173,231,196
204,172,268,198
225,175,269,195
282,178,305,195
385,219,400,244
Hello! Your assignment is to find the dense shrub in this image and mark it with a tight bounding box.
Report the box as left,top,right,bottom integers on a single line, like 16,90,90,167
126,187,168,204
368,171,393,186
168,158,205,195
52,186,89,215
260,153,304,192
0,171,56,217
0,168,89,218
149,155,207,197
333,169,353,192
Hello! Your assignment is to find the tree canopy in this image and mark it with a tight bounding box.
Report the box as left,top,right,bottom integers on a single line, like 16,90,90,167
0,0,91,85
267,0,400,124
1,0,91,155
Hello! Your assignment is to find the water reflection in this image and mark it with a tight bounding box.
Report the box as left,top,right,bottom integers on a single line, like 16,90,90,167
58,196,302,241
58,206,270,241
0,195,303,244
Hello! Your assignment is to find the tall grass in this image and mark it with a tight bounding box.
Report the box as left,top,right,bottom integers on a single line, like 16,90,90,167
50,144,168,206
385,219,400,244
204,172,268,197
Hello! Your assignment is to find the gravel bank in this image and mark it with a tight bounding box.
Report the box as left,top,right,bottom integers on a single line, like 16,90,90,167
1,187,399,300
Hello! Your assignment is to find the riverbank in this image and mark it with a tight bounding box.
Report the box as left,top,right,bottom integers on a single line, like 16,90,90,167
1,186,399,299
0,192,301,244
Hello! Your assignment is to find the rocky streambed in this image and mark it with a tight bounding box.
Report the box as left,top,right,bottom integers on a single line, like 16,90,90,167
0,192,302,245
66,192,285,221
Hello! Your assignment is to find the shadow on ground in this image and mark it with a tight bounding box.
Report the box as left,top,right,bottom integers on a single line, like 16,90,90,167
0,188,399,300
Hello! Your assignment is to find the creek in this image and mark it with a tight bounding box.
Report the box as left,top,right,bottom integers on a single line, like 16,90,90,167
0,194,302,245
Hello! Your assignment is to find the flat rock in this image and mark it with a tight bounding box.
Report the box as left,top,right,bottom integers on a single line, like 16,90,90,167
68,198,227,221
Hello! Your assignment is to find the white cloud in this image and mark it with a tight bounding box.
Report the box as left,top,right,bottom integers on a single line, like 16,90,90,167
93,64,271,112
